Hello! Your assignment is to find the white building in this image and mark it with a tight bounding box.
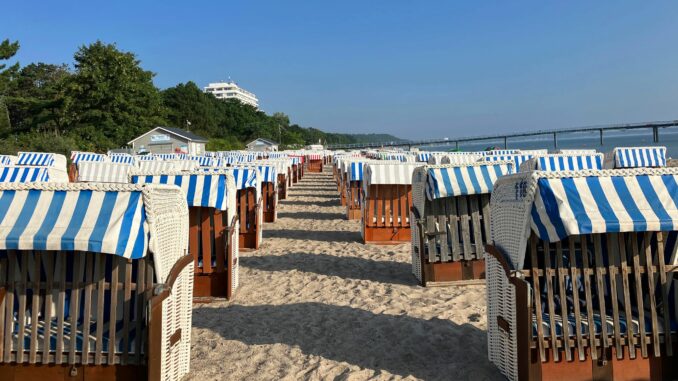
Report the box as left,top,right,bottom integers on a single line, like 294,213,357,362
204,80,259,108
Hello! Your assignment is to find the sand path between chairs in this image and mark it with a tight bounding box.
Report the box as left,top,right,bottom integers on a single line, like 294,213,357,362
189,168,503,381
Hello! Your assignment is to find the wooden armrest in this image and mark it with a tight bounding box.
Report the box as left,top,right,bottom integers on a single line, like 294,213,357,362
150,253,193,307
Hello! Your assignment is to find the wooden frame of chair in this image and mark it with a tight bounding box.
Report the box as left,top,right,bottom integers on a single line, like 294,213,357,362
362,184,412,244
189,207,238,300
237,188,262,250
339,173,348,207
346,180,362,220
292,164,299,184
261,181,277,223
277,173,288,200
0,249,192,381
412,193,490,285
487,231,678,381
67,163,78,183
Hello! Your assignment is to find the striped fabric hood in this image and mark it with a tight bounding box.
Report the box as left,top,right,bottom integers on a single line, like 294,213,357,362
491,168,678,269
520,154,604,172
605,146,666,169
363,163,425,192
130,170,235,211
424,162,514,200
77,162,132,184
0,184,161,260
0,166,50,183
70,152,105,164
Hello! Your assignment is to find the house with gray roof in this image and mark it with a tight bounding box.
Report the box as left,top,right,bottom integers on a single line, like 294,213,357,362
128,126,208,155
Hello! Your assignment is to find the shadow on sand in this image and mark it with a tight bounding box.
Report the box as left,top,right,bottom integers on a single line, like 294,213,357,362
277,211,346,220
280,199,339,207
192,302,498,380
240,252,416,286
263,229,361,243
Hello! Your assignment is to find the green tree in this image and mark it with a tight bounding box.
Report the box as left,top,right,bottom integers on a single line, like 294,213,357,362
5,63,71,135
0,39,20,136
65,41,165,149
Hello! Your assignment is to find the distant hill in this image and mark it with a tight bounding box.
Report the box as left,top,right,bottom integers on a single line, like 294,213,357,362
321,132,406,146
344,133,407,143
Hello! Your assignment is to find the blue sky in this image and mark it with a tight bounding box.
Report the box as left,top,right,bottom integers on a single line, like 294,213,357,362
3,1,678,139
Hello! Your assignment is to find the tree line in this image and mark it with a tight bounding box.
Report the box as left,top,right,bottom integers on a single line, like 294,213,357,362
0,39,400,156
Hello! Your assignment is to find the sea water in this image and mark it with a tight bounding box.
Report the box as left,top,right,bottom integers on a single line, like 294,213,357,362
423,128,678,157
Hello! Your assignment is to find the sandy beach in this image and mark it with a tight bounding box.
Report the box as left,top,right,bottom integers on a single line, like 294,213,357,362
189,168,503,381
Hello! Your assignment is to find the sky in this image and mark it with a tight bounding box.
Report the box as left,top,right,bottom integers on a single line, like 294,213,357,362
3,1,678,139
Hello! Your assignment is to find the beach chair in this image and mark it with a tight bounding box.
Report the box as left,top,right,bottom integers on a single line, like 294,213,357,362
290,156,303,183
604,146,667,169
131,170,239,300
486,168,678,381
16,152,69,183
519,153,604,173
346,160,370,220
307,154,323,173
410,161,514,285
0,182,192,381
256,164,278,223
232,167,262,250
68,152,105,182
76,162,133,184
361,162,423,244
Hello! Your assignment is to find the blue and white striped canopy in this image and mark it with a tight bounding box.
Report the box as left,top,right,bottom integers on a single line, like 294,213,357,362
290,157,301,165
17,152,55,166
0,167,50,183
257,165,277,183
534,154,603,172
71,152,105,164
192,156,214,166
485,149,519,156
232,167,258,189
109,154,135,165
530,172,678,242
154,153,177,160
349,162,366,182
417,153,432,162
612,147,666,168
131,173,231,210
426,163,514,200
135,155,156,162
485,154,533,169
0,185,148,259
0,155,13,166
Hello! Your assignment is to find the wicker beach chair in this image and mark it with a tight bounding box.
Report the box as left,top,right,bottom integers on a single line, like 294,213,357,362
68,152,105,182
15,152,69,183
361,162,424,244
486,168,678,381
410,161,514,285
130,170,239,300
231,167,262,250
0,182,192,381
253,164,278,223
344,159,374,220
604,146,667,169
